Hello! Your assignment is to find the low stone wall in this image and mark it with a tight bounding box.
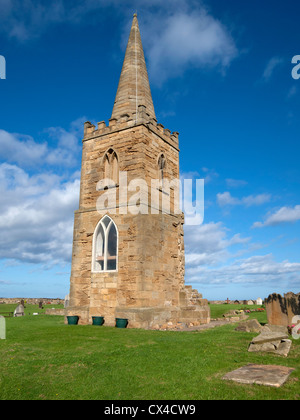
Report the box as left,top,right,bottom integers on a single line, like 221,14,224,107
0,298,64,305
45,308,65,316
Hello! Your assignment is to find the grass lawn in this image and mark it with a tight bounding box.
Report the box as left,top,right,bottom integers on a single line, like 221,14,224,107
0,303,299,400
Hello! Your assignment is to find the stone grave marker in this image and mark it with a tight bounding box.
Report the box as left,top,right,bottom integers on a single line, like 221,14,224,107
14,304,25,317
64,294,70,308
223,364,294,387
265,292,300,326
0,315,5,339
248,330,292,356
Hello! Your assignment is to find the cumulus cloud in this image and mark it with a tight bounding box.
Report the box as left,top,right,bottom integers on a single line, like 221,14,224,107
217,191,271,207
141,8,238,84
0,118,84,266
217,191,240,206
184,221,300,289
0,118,83,168
184,222,251,267
186,252,300,286
0,130,47,167
253,205,300,228
0,163,80,265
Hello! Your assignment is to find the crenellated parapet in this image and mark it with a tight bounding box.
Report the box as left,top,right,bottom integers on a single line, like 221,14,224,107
83,104,179,150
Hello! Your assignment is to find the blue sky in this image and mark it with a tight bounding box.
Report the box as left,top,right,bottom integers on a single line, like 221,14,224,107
0,0,300,300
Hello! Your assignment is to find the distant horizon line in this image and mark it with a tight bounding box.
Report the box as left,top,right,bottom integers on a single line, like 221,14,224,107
0,296,266,302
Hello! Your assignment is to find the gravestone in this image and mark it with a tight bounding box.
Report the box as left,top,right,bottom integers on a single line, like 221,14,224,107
0,316,5,339
14,304,25,317
39,301,43,309
265,292,300,326
223,364,294,387
235,318,262,333
64,294,70,308
248,330,292,357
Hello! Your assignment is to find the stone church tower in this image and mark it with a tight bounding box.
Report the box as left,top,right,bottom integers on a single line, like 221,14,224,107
66,14,210,328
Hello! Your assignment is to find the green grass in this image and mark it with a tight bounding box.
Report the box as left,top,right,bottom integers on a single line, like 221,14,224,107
0,303,64,316
0,304,299,400
210,303,268,324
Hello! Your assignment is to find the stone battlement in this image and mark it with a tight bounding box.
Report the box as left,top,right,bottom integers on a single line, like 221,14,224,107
83,105,179,149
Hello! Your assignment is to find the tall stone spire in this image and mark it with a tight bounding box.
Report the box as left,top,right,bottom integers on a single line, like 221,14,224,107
111,14,156,121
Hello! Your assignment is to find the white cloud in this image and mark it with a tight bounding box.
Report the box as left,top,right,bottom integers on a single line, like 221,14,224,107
0,162,80,265
184,221,300,289
217,191,240,206
0,1,238,87
0,118,84,168
262,56,284,82
253,205,300,228
0,130,47,167
186,252,300,287
201,167,219,184
242,194,272,206
142,8,238,84
184,222,251,266
0,118,84,265
217,191,271,207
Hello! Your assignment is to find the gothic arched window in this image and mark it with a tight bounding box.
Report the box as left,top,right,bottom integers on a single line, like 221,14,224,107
103,148,119,186
92,216,118,272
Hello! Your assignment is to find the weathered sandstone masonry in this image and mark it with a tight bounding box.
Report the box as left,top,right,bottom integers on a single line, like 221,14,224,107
66,14,210,328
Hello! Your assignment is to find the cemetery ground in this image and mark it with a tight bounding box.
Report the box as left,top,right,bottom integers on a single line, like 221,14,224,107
0,303,299,400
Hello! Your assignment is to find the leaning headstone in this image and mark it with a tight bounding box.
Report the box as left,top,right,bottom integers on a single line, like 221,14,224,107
0,316,6,339
14,304,25,317
251,331,288,344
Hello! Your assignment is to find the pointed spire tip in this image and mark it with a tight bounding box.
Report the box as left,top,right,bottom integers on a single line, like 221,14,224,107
111,13,156,121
